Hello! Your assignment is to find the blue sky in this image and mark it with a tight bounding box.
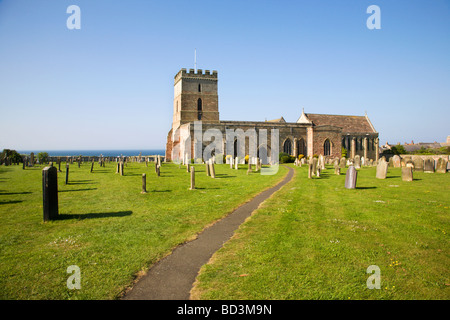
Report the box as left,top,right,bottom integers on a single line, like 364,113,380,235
0,0,449,150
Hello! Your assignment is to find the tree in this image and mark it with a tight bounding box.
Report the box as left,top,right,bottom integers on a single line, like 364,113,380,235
37,152,49,164
1,149,23,164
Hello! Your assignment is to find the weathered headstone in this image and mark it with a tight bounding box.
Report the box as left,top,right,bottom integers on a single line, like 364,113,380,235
210,160,216,178
413,157,424,172
235,157,239,170
156,165,160,177
339,157,346,169
120,162,124,176
436,158,448,173
141,173,147,193
392,155,401,168
206,161,211,176
388,157,394,168
402,167,413,182
186,163,190,173
42,166,58,221
334,164,340,175
345,165,357,189
354,155,361,169
90,160,94,173
308,163,313,179
247,160,252,175
190,166,195,190
30,152,34,167
312,158,318,176
424,159,434,173
376,159,388,179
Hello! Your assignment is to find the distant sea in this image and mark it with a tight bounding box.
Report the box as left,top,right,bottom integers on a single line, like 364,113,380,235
17,150,166,157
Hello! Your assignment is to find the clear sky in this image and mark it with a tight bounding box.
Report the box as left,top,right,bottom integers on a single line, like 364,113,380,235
0,0,449,150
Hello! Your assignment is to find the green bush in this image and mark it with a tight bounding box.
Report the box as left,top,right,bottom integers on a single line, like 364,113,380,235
280,155,295,163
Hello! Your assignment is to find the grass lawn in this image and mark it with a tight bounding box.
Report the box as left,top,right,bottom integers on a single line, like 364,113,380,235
192,164,450,300
0,160,287,299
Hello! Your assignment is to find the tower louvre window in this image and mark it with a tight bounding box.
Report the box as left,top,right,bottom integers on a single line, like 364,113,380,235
198,84,201,92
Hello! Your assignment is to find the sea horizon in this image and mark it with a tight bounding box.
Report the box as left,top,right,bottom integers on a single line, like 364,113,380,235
16,149,166,157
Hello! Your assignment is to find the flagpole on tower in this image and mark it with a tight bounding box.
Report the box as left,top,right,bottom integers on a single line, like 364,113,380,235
194,48,197,73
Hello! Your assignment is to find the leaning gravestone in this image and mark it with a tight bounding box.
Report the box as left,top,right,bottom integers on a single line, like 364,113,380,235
376,159,388,179
413,157,424,172
345,165,357,189
424,159,434,173
402,167,413,182
436,158,448,173
42,166,58,221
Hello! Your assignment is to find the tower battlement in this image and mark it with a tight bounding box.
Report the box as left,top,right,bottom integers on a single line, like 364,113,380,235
174,68,218,83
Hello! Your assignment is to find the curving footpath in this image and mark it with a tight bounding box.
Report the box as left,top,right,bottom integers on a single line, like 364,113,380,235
122,165,294,300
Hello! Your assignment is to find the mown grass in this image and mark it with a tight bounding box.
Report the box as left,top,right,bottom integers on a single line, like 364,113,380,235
192,164,450,300
0,161,287,299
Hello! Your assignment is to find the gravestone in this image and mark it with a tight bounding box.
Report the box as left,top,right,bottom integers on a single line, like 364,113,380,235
210,160,216,178
339,157,346,169
402,167,413,182
392,155,401,168
436,158,448,173
247,160,252,175
120,162,124,176
424,159,434,173
190,166,195,190
318,155,325,170
308,163,313,179
42,166,58,221
235,157,239,170
30,152,34,167
156,165,160,177
345,166,357,189
141,173,147,194
186,163,190,173
388,157,394,168
22,157,26,170
354,155,361,169
90,161,94,173
206,161,211,176
312,158,318,176
413,158,424,172
116,162,120,174
229,157,233,169
376,159,388,179
334,164,340,175
316,167,321,177
65,164,69,185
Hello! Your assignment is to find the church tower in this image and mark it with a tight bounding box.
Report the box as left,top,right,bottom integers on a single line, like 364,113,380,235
172,68,219,130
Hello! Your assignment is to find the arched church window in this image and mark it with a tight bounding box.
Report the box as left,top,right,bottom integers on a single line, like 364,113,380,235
324,139,331,156
283,139,292,155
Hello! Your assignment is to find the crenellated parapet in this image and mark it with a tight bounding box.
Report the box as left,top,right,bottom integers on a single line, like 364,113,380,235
174,68,218,83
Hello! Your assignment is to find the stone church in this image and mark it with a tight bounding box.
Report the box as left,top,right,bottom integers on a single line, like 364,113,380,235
166,68,379,163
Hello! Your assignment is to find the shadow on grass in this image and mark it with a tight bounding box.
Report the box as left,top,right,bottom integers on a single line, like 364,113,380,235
69,180,97,185
0,200,23,205
0,191,32,195
59,188,97,193
386,176,400,179
57,210,132,220
356,186,377,190
215,174,236,179
152,189,172,193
